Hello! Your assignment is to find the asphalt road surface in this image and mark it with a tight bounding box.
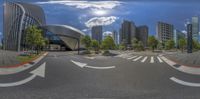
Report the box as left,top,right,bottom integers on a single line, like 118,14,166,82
0,52,200,99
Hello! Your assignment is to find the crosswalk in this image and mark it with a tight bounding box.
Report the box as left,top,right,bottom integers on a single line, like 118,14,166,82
116,54,164,64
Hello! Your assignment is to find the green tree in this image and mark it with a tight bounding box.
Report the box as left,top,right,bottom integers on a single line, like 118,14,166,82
132,38,139,50
119,44,126,50
131,38,144,51
148,36,158,52
192,39,200,50
137,41,144,51
101,36,115,50
165,40,175,50
91,40,99,53
81,35,91,50
25,25,45,54
120,39,127,50
178,38,187,53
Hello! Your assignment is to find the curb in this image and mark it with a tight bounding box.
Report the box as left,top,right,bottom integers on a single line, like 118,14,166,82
160,55,200,75
0,52,48,68
162,54,200,68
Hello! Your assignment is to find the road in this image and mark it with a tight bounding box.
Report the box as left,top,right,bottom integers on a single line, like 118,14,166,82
0,51,200,99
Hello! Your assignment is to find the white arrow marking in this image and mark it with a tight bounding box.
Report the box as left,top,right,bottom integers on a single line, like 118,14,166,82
85,65,115,69
70,60,87,68
0,62,46,87
85,57,95,60
170,77,200,87
71,60,115,69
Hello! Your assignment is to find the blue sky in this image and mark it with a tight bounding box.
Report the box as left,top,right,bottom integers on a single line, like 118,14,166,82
1,0,200,42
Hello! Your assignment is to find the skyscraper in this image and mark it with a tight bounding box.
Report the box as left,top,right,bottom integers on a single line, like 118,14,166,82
173,29,186,48
192,16,199,42
156,22,174,43
136,26,148,47
3,1,46,51
112,30,118,44
119,20,136,47
91,26,102,43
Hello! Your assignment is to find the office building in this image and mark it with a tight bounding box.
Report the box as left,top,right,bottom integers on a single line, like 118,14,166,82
156,22,174,43
119,20,136,47
113,30,118,44
173,29,186,48
136,26,148,47
192,17,199,42
91,26,103,43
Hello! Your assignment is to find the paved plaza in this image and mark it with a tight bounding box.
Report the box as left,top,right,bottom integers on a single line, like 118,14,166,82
0,50,20,67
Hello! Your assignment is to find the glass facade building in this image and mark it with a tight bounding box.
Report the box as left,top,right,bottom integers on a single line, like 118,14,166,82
3,1,84,51
3,1,46,51
192,17,199,42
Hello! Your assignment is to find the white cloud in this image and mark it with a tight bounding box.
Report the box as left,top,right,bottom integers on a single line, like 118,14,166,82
36,1,121,9
182,30,187,34
85,16,119,28
103,31,113,36
82,29,88,32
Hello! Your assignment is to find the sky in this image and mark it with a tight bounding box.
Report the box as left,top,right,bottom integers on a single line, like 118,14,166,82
1,0,200,42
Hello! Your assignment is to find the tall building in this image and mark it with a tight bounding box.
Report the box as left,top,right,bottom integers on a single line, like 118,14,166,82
3,1,84,51
187,24,193,53
112,30,118,44
136,26,148,47
192,16,199,42
91,26,103,43
3,1,46,51
173,29,186,48
119,20,136,47
156,22,174,43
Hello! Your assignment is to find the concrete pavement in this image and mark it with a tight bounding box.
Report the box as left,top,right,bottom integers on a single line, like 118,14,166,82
0,51,200,98
0,50,20,66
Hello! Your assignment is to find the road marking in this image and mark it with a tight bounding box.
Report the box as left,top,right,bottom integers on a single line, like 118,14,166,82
85,65,115,69
160,55,200,75
141,56,148,62
122,54,131,58
157,56,163,63
170,77,200,87
150,56,154,63
85,56,95,60
0,62,46,87
71,60,87,68
127,56,137,60
133,56,143,61
71,60,115,69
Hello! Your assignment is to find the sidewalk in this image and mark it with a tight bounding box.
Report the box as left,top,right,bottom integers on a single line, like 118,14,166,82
0,52,48,75
164,51,200,67
0,50,20,67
